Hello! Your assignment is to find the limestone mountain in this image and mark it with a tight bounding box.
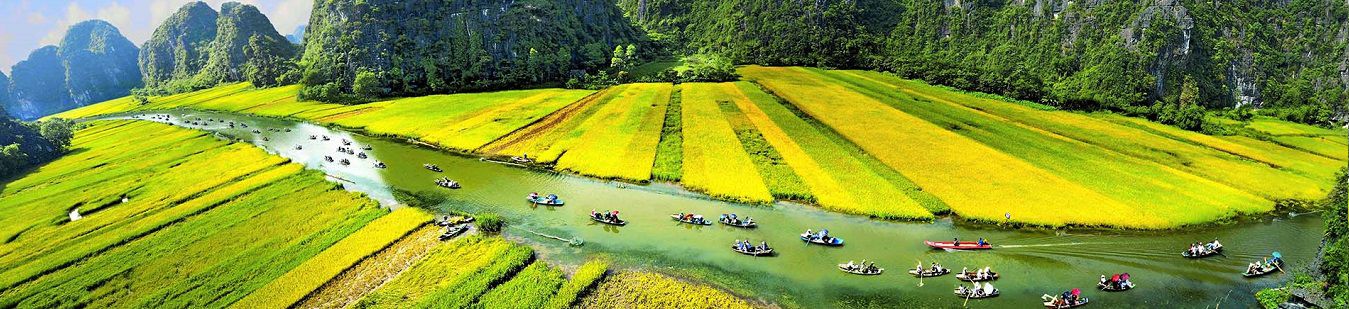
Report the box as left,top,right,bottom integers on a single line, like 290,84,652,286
139,1,296,93
298,0,641,102
4,21,141,120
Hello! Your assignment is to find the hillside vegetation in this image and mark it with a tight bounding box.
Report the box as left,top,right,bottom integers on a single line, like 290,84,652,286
53,68,1346,227
2,21,140,120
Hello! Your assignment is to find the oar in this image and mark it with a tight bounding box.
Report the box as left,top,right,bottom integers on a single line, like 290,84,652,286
962,284,974,307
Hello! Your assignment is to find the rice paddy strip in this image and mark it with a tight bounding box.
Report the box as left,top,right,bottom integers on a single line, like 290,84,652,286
580,272,756,309
650,86,685,181
714,87,812,201
742,66,1155,227
1271,136,1347,160
729,82,933,219
845,69,1338,202
473,262,568,309
425,91,592,150
542,259,609,309
680,83,774,203
481,88,620,162
294,224,443,309
554,83,673,180
232,207,433,309
820,69,1270,225
355,236,531,308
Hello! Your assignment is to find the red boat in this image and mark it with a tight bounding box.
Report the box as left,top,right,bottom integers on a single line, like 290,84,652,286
925,240,993,250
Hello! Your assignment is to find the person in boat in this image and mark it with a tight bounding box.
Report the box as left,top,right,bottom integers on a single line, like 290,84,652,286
982,282,995,295
1121,273,1130,286
956,284,968,295
977,237,987,246
547,194,558,202
805,229,814,238
953,237,960,246
1099,274,1108,286
931,261,943,273
820,229,831,241
529,192,539,200
760,241,769,251
1212,238,1222,249
745,217,754,225
1110,274,1121,289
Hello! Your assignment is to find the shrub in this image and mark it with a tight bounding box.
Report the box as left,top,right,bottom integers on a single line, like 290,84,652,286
475,213,505,234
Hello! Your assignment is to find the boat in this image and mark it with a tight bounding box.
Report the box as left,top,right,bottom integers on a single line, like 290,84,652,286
1043,298,1089,308
1243,252,1285,277
294,145,302,150
424,164,442,172
1181,243,1223,258
361,145,372,150
718,214,756,228
321,135,330,141
591,216,627,226
510,156,534,164
800,232,844,246
1098,281,1135,291
954,288,1000,299
925,240,993,250
324,156,334,162
838,263,884,275
526,194,564,206
439,224,468,240
357,152,367,159
908,268,950,277
261,136,269,141
732,246,773,256
672,213,712,225
435,177,460,189
339,158,351,166
956,271,1000,282
342,139,351,146
373,161,387,169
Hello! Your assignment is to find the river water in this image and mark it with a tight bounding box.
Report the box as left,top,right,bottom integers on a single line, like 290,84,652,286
105,110,1325,308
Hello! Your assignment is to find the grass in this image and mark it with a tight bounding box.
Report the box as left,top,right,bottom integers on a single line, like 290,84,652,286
680,83,774,203
554,83,673,180
650,86,685,181
473,262,567,309
0,120,390,308
231,207,432,308
579,272,756,309
730,81,936,219
820,69,1271,226
543,259,609,309
742,66,1158,227
481,88,617,162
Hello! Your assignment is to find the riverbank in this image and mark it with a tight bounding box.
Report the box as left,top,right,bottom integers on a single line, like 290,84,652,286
51,67,1347,229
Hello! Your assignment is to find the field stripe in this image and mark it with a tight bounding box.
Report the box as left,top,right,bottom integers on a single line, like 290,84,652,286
554,83,672,180
680,83,773,203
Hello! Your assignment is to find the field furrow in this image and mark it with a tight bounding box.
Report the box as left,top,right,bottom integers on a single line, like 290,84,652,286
554,83,673,180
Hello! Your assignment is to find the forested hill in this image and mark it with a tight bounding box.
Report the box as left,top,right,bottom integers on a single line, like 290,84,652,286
1,21,141,120
298,0,641,102
140,1,297,94
618,0,1347,125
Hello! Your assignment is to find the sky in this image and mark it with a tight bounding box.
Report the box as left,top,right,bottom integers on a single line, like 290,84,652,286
0,0,311,75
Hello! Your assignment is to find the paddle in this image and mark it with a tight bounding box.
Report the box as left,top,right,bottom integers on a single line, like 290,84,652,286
962,283,974,307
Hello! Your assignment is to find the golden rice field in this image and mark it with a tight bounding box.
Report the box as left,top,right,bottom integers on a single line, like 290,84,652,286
679,83,774,203
0,120,398,307
742,66,1158,227
716,87,812,200
579,272,758,309
553,83,673,180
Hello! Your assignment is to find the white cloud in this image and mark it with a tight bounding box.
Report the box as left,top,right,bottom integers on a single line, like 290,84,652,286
267,0,311,36
97,3,133,32
38,2,92,45
26,12,47,25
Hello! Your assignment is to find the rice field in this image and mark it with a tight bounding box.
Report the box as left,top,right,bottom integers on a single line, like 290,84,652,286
0,120,400,308
295,224,446,309
542,259,609,309
650,87,685,181
742,66,1162,227
354,235,533,308
680,83,774,203
481,88,618,162
716,88,812,200
579,272,758,309
553,83,673,180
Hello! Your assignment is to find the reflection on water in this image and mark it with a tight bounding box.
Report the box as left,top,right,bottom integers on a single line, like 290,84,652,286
107,110,1324,308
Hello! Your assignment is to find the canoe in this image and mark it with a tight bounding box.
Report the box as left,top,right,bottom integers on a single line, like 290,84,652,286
1098,281,1134,291
801,233,844,246
1181,246,1223,258
720,219,757,228
591,216,627,226
526,196,564,206
732,246,774,256
1044,298,1089,308
908,268,950,277
838,264,884,275
925,240,993,250
954,289,1000,299
956,272,999,282
671,214,712,225
1243,263,1283,277
439,224,468,240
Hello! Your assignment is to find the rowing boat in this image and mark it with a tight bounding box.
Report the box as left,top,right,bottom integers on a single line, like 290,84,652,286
800,234,844,246
956,272,999,282
732,246,773,256
672,214,712,225
954,288,999,299
526,195,564,206
838,264,884,275
925,240,992,250
591,216,626,226
908,268,950,277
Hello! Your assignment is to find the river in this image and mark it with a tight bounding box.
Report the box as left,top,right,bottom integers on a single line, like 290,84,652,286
103,110,1324,308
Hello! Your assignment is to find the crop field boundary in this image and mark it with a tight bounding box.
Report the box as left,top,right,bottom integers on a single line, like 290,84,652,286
477,89,610,155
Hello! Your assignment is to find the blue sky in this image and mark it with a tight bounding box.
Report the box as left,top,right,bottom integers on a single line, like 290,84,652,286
0,0,310,75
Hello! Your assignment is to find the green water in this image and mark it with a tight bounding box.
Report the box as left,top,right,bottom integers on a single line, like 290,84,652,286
108,111,1325,308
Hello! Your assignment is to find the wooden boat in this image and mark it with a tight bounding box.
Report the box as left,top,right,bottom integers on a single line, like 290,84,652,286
908,268,950,277
590,216,627,226
800,233,844,246
1181,245,1223,258
954,288,1000,299
510,156,533,164
439,224,468,240
956,271,999,282
324,156,334,162
373,161,387,169
526,195,565,206
838,264,883,275
321,136,330,141
424,164,442,172
1097,281,1135,291
925,240,993,250
435,177,460,189
1043,298,1089,308
357,152,367,159
732,246,774,256
294,145,302,150
719,218,757,228
1243,263,1283,277
672,214,712,225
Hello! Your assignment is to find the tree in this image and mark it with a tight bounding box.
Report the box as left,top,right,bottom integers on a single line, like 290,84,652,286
352,71,386,99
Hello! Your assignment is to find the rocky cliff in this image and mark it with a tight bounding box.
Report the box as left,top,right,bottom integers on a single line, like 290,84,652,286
4,21,141,120
139,1,296,92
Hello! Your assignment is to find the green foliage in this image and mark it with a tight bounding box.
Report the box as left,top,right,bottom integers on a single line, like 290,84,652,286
28,118,74,150
651,87,684,181
542,259,608,309
475,213,506,234
1323,167,1349,306
0,117,63,178
138,2,295,95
